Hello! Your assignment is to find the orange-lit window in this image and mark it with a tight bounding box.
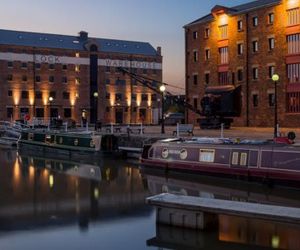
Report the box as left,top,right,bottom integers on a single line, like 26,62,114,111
287,63,300,83
253,16,258,27
237,20,243,31
268,13,274,24
193,50,198,62
219,25,228,40
287,34,300,54
205,49,210,60
287,8,300,26
218,72,229,85
237,43,243,55
219,47,228,64
287,92,300,113
205,28,210,38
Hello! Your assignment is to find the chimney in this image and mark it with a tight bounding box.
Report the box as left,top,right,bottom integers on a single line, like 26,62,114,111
157,46,161,56
79,31,88,41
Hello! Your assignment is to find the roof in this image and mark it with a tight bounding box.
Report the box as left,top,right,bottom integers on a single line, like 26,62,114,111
185,0,281,27
0,29,159,56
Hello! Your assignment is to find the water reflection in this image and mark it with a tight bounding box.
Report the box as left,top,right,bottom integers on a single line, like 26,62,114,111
0,148,150,233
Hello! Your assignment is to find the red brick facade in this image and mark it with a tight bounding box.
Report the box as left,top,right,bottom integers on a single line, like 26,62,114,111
0,30,162,125
185,0,300,128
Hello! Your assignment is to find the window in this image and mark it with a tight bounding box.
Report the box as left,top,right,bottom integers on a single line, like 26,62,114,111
115,79,126,85
75,65,80,72
269,38,275,50
35,63,41,70
35,76,41,82
219,72,229,85
142,94,148,101
219,25,228,39
151,94,157,101
199,149,215,162
268,13,274,24
193,74,198,85
106,66,110,72
269,66,275,79
252,40,258,52
75,77,80,85
287,34,300,54
287,64,300,83
35,91,42,99
7,107,13,118
193,50,198,62
205,73,210,84
143,69,147,74
8,90,12,97
205,28,210,38
240,153,248,166
237,43,243,55
205,49,210,60
49,76,54,83
62,77,68,84
36,108,44,118
237,69,243,81
21,62,27,69
232,152,239,165
269,93,275,107
193,98,197,109
49,64,55,70
252,94,258,107
62,64,67,70
21,91,29,99
62,92,70,100
287,92,300,113
287,8,300,26
237,20,243,31
253,16,258,27
253,67,258,79
7,74,13,81
193,31,198,39
132,94,137,101
106,107,110,113
219,47,228,64
115,93,122,101
105,93,110,99
7,61,13,68
22,75,27,82
64,108,72,118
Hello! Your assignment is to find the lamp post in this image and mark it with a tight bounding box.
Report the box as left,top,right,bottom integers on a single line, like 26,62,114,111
159,85,166,134
272,74,279,138
49,96,53,120
93,92,98,126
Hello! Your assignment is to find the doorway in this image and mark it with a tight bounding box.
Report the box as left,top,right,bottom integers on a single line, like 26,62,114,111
115,109,123,124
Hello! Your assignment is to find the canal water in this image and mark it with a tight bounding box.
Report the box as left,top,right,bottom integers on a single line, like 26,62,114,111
0,147,299,249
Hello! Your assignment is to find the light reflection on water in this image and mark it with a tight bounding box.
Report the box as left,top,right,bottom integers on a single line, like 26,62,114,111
0,148,299,249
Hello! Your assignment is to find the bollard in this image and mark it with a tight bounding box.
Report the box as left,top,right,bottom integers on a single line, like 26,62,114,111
65,122,68,132
220,123,224,138
140,123,143,135
111,123,113,134
176,123,180,138
86,122,89,132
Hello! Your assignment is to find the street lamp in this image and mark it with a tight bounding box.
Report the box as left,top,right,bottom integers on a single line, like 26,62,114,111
49,96,53,119
159,85,166,134
272,74,279,138
93,92,98,126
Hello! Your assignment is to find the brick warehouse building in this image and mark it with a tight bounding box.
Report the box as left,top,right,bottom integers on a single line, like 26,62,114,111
185,0,300,127
0,29,162,125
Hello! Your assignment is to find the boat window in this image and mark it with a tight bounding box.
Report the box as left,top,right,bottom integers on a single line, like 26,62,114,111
28,133,34,141
45,135,51,144
240,153,248,166
232,152,239,165
74,139,79,146
199,149,215,163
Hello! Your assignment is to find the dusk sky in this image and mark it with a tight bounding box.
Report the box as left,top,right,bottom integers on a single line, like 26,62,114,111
0,0,250,94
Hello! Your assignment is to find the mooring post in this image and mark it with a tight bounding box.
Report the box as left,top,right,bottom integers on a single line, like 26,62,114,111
140,123,143,135
176,123,180,138
220,123,224,138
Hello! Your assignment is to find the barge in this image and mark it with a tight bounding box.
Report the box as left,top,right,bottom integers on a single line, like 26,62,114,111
141,137,300,186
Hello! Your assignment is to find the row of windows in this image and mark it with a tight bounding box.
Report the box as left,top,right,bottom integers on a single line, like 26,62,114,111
192,65,277,85
105,93,157,101
192,13,275,40
7,90,71,100
193,37,275,63
6,107,72,119
6,75,80,84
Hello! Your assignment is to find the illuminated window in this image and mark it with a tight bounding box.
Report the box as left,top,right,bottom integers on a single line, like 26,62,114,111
237,20,243,31
205,49,210,60
75,65,80,72
269,38,275,50
287,8,300,26
199,149,215,162
287,92,300,113
240,153,248,166
219,25,228,39
237,43,243,55
287,34,300,54
252,40,258,52
268,13,274,24
232,152,239,165
205,28,210,38
253,16,258,27
219,47,228,64
75,77,80,85
253,67,258,80
287,63,300,83
75,52,80,58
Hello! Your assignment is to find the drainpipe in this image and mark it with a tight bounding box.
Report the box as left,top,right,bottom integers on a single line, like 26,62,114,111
246,13,250,127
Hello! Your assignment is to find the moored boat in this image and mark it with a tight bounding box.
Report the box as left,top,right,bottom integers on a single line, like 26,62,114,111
141,137,300,186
